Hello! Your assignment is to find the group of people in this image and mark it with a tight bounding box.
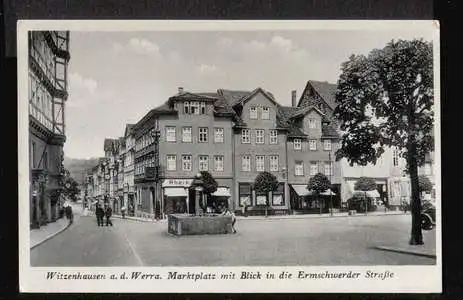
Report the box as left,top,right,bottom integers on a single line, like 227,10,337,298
95,203,113,227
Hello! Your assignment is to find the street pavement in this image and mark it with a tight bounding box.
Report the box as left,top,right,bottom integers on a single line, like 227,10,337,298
30,214,436,266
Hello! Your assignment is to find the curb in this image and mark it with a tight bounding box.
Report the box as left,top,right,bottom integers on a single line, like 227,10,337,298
373,246,437,259
30,220,72,250
236,212,408,221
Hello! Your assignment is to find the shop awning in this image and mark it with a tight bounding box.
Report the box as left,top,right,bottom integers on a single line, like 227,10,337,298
307,188,336,196
291,185,310,196
164,188,187,197
353,190,380,198
212,187,231,197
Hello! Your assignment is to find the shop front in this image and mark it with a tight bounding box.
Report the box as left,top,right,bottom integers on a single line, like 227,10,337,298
162,179,193,215
236,182,288,216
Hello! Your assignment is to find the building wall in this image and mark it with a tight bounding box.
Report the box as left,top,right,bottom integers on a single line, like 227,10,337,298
233,91,288,211
287,110,341,185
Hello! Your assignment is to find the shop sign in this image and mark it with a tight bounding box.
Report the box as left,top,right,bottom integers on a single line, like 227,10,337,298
162,179,193,187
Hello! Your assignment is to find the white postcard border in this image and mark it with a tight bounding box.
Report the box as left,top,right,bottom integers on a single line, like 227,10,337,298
18,20,441,294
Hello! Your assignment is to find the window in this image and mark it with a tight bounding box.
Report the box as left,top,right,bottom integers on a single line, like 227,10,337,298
270,155,279,172
167,155,176,171
295,161,304,176
294,139,302,150
166,127,176,142
214,128,224,143
184,101,190,114
256,155,265,172
239,183,252,207
309,139,317,150
310,162,318,176
323,139,332,151
250,107,258,119
191,101,200,114
198,155,209,171
43,151,48,169
424,163,432,175
269,130,278,144
199,127,208,143
241,129,250,143
242,155,251,171
31,141,36,168
324,162,332,176
393,150,399,166
256,129,265,144
182,155,192,171
309,119,316,129
214,155,224,172
182,127,192,143
200,102,206,114
272,183,285,206
261,107,270,119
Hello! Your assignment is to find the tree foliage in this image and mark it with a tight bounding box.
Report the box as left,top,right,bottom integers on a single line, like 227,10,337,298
418,175,433,193
334,39,433,167
199,171,218,195
63,174,80,202
354,177,377,192
333,39,434,245
307,173,331,194
254,171,279,194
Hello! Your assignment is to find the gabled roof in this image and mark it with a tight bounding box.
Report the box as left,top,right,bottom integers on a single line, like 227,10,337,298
322,124,340,138
124,124,135,137
169,91,219,102
232,87,279,108
290,104,327,119
217,89,252,106
103,138,119,153
297,80,338,110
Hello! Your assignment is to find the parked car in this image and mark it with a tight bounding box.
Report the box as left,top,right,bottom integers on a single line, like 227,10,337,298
421,200,436,230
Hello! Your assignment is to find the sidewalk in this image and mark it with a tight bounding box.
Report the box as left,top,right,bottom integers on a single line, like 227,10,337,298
88,210,408,223
30,204,83,249
373,229,437,259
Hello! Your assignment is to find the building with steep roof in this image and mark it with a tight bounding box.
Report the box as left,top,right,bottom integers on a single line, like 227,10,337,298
29,31,70,228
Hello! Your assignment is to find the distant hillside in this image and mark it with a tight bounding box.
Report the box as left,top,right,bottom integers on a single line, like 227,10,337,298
63,157,100,185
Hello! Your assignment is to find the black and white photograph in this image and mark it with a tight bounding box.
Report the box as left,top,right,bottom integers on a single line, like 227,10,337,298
18,20,441,293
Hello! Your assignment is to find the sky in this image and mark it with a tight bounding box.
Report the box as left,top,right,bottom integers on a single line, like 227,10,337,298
63,26,434,159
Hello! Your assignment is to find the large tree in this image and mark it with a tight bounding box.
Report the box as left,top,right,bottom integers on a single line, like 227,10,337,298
334,39,433,245
307,173,331,214
254,171,279,217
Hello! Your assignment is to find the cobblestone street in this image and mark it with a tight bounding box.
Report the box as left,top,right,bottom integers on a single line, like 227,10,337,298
31,213,436,266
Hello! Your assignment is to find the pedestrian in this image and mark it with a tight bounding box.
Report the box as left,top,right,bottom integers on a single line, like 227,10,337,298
96,204,104,227
65,205,74,224
121,206,126,219
221,207,237,234
105,204,113,226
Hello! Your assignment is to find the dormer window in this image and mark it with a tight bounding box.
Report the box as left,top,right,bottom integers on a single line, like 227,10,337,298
250,107,258,119
200,102,206,114
309,119,316,129
261,107,270,119
184,101,190,114
191,101,200,114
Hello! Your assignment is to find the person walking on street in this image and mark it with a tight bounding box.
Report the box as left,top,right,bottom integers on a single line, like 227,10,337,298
121,206,126,219
105,204,113,226
96,204,104,227
65,205,74,224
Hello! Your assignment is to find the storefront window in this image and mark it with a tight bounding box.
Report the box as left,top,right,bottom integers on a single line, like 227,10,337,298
239,183,251,207
272,183,285,206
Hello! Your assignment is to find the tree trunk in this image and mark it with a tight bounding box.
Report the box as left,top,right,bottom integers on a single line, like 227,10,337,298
408,105,424,245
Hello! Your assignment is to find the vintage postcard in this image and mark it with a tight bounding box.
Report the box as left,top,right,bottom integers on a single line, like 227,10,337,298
18,20,441,293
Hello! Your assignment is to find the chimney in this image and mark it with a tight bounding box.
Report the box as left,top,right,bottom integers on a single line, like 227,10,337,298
178,87,184,94
291,90,297,107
